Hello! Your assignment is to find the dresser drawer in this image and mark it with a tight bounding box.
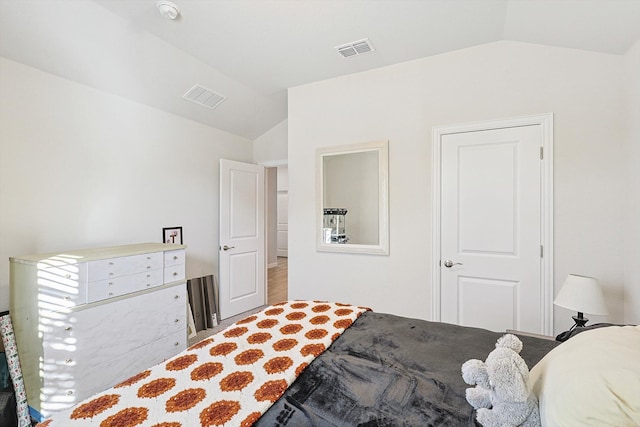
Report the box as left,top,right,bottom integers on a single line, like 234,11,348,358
164,249,185,267
36,263,88,308
41,328,187,416
44,284,187,364
87,269,164,303
88,252,163,281
164,265,185,283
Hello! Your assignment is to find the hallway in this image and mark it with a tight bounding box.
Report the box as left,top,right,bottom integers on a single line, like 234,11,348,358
268,257,287,304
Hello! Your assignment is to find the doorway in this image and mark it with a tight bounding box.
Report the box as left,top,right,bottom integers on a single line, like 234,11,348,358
431,114,553,335
266,165,288,304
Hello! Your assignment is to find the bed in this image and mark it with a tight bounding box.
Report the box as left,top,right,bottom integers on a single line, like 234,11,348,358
35,301,640,427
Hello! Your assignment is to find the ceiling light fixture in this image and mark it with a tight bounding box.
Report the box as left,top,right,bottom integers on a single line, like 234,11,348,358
156,1,180,20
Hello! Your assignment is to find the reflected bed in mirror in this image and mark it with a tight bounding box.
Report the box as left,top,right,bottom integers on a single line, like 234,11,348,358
317,140,389,255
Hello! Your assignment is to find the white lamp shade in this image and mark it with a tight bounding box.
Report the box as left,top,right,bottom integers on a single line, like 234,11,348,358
554,274,608,315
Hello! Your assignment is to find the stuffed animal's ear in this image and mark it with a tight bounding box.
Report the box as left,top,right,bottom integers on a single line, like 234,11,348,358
495,334,523,353
490,356,530,403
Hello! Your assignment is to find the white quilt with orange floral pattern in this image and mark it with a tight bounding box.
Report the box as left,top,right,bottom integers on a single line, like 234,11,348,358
37,301,369,427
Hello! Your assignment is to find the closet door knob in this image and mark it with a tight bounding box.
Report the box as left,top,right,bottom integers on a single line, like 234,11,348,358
443,260,463,268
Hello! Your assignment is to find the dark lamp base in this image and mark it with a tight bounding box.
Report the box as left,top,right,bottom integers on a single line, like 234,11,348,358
571,315,589,328
555,312,589,342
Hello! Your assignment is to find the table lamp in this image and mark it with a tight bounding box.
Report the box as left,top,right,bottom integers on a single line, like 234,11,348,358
554,274,608,341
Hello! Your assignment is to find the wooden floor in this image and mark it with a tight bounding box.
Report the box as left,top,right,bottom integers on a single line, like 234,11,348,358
268,257,288,305
189,257,288,344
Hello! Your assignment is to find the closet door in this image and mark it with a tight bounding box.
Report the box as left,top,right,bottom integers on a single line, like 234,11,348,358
436,117,551,334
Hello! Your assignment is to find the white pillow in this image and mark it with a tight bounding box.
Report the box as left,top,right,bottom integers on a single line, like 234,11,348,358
530,325,640,427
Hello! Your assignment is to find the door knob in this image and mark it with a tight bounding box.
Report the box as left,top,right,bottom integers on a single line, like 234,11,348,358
443,259,463,268
222,245,235,251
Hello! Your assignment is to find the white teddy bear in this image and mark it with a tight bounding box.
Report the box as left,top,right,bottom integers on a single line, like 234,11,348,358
461,334,541,427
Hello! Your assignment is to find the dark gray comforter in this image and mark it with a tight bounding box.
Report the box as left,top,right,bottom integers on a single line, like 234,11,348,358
256,311,558,427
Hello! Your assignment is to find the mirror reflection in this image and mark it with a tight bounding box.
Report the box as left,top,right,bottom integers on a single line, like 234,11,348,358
323,151,379,245
317,140,389,255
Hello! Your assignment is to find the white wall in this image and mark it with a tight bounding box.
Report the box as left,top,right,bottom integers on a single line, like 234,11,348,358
288,41,628,332
623,40,640,324
0,58,253,311
254,119,288,165
254,119,288,267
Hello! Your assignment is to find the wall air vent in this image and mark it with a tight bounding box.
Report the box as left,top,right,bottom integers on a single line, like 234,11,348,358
335,38,375,58
182,84,226,110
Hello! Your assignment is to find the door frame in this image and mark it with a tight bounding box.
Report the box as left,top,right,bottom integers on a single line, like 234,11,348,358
260,160,289,269
431,113,554,335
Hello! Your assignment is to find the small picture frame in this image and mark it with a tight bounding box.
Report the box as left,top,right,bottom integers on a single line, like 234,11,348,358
163,226,183,244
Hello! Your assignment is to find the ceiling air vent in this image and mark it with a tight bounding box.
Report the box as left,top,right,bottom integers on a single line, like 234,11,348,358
335,38,375,58
182,84,226,110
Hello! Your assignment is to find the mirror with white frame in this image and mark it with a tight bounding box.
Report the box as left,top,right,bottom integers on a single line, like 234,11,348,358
317,140,389,255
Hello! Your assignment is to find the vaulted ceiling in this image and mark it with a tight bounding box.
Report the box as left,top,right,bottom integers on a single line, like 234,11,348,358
1,0,639,140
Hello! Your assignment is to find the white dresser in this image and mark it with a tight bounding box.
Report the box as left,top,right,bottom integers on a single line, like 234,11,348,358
9,243,188,418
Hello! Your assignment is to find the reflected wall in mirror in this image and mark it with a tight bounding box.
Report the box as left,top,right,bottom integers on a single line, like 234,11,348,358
317,140,389,255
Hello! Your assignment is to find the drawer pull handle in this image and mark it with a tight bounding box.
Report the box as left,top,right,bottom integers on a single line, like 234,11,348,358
109,262,114,265
65,359,73,364
173,256,178,260
174,295,179,299
147,266,151,269
109,282,113,286
109,272,114,276
174,342,179,346
66,390,74,396
174,319,180,323
108,292,113,296
147,284,151,287
65,274,71,279
65,326,72,331
173,272,178,276
64,296,71,300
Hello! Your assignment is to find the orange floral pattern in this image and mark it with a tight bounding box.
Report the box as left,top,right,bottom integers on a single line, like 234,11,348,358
137,378,176,398
166,354,197,371
219,371,254,392
247,332,272,344
70,394,120,419
115,371,151,388
224,326,249,338
286,311,306,320
37,301,370,427
190,362,223,381
100,407,148,426
166,388,206,412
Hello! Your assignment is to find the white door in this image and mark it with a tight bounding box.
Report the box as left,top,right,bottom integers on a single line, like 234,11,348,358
219,159,265,320
436,119,552,334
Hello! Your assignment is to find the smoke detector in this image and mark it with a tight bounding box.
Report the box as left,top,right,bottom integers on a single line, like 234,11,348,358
157,1,180,20
335,38,375,58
